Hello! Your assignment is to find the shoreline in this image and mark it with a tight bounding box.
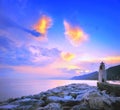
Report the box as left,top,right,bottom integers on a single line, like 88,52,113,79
0,83,120,110
0,79,98,102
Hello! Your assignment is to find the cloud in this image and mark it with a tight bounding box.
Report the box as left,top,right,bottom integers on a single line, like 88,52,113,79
0,15,41,37
60,68,78,74
102,56,120,64
48,56,81,74
29,46,61,65
0,36,15,51
60,68,90,75
40,47,61,57
28,45,61,58
0,40,61,67
82,56,120,64
10,65,72,79
75,55,120,71
61,52,75,61
64,20,88,46
0,47,32,66
34,15,52,36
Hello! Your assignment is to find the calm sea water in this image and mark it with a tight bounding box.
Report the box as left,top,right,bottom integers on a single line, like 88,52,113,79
0,78,119,101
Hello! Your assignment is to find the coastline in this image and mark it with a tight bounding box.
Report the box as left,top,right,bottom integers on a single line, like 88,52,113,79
0,83,120,110
0,79,98,102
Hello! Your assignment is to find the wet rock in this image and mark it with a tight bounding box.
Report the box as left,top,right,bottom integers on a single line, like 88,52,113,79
7,98,19,103
62,106,71,110
97,82,120,96
86,92,112,110
88,97,104,110
45,103,61,110
37,103,61,110
17,105,34,110
110,97,120,110
47,96,64,103
61,100,81,107
71,104,89,110
47,96,80,106
0,104,18,110
64,96,73,100
32,94,41,99
14,98,44,107
76,94,84,101
51,88,63,94
69,92,78,99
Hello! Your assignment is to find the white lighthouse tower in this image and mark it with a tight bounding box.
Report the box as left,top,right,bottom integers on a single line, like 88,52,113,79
98,62,107,82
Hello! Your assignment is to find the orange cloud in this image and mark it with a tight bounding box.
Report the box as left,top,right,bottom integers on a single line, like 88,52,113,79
64,20,88,46
76,55,120,64
34,15,52,35
61,52,75,61
102,56,120,64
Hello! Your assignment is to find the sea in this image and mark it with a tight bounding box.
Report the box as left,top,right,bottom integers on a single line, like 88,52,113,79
0,78,120,101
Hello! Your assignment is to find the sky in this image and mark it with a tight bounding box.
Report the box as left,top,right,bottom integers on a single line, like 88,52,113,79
0,0,120,79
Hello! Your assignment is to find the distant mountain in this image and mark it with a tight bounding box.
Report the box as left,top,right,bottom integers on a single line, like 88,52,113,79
71,65,120,80
71,71,98,80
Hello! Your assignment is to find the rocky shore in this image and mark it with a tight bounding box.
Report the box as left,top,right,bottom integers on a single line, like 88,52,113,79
0,83,120,110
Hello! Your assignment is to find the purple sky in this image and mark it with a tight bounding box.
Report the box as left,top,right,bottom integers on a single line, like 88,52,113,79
0,0,120,79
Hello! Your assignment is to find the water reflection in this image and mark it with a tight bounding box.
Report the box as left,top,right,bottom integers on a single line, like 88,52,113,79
108,80,120,85
0,78,119,101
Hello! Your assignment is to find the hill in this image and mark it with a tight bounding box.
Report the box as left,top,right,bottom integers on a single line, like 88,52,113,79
71,65,120,80
107,65,120,80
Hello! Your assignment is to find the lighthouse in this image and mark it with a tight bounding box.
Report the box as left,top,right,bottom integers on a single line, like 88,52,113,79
98,62,107,82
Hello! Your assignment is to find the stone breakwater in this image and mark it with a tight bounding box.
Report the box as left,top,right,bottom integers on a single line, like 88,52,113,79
0,83,120,110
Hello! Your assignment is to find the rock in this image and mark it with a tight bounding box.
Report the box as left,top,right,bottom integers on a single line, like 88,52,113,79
47,96,64,103
71,104,89,110
64,96,73,100
0,98,45,110
45,103,61,110
24,95,33,99
32,94,41,99
36,100,45,106
76,94,84,101
36,107,45,110
97,82,120,96
86,91,113,110
17,105,34,110
13,98,45,108
7,98,19,103
110,97,120,110
62,106,71,110
0,83,120,110
47,96,80,106
37,103,61,110
88,97,104,110
0,104,18,110
51,88,63,94
69,92,78,99
16,98,32,104
61,100,81,107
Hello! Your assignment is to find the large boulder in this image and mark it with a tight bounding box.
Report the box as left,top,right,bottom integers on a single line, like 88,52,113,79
97,82,120,96
85,91,120,110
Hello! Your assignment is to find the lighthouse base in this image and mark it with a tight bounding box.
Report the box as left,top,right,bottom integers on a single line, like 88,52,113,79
97,82,120,96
